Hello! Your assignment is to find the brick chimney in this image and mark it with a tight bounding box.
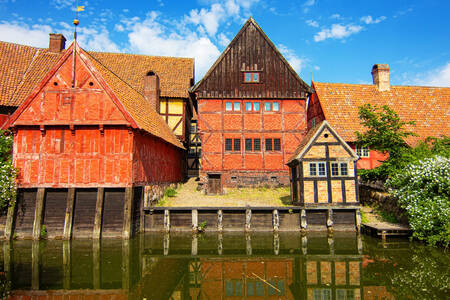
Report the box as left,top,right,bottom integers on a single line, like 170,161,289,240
49,33,66,53
371,64,390,92
144,71,161,113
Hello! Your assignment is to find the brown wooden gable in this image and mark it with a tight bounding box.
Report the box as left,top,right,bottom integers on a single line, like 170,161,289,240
192,17,313,99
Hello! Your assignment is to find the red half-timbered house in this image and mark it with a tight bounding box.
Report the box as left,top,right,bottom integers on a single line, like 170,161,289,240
307,64,450,169
191,17,313,193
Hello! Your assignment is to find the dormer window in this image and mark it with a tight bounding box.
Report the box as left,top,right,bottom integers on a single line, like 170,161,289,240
244,72,260,83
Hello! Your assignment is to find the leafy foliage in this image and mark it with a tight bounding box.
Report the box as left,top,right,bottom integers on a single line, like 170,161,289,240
387,156,450,247
0,130,16,214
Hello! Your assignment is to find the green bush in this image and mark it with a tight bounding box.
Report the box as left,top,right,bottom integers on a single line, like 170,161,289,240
0,130,16,214
387,156,450,247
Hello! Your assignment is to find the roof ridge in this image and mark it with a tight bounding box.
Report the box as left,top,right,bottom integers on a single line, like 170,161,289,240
315,81,450,89
0,40,44,50
88,50,194,61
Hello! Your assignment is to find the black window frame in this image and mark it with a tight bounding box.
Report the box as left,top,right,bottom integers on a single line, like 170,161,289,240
274,138,281,151
265,138,273,151
225,138,233,151
233,138,241,151
254,139,261,151
245,138,252,151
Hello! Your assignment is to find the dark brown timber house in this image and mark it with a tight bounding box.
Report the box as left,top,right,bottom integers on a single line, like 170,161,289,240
191,17,313,194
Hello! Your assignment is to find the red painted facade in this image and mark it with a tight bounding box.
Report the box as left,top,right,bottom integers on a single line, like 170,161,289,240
9,44,183,188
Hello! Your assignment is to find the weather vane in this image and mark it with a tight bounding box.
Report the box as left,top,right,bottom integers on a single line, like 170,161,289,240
72,0,84,88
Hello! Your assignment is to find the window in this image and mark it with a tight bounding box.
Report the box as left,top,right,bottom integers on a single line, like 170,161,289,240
265,102,271,111
245,102,252,111
244,72,260,83
274,138,281,151
233,102,241,111
254,139,261,151
254,102,260,111
356,146,369,157
226,102,233,111
318,162,326,176
309,162,327,177
273,102,279,111
234,138,241,151
225,138,233,151
331,163,339,176
245,138,252,151
340,162,348,176
265,138,273,151
309,163,317,176
311,117,317,128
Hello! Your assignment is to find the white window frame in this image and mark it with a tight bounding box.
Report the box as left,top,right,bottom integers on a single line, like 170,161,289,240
309,162,327,177
331,162,350,177
356,146,369,157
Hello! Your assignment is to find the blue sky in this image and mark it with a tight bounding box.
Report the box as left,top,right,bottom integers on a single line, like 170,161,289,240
0,0,449,87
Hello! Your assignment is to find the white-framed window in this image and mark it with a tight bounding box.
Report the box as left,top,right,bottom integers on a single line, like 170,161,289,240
331,162,349,176
309,162,326,177
356,146,369,157
233,102,240,111
225,102,233,111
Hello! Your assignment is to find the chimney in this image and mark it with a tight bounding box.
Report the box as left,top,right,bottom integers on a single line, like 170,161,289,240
144,71,161,113
49,33,66,53
371,64,390,92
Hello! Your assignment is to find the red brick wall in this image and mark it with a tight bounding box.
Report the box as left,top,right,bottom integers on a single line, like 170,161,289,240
198,98,307,184
132,130,184,184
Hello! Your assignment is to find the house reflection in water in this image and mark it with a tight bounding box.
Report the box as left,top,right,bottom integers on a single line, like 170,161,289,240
1,233,401,300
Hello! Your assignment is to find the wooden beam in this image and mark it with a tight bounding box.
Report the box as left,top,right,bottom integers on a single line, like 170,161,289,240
245,208,251,232
217,209,223,231
93,240,101,289
300,209,307,230
4,196,17,240
93,187,104,240
192,209,198,232
63,188,75,240
164,209,170,232
32,188,45,241
122,187,134,239
31,241,40,289
355,208,362,233
63,241,71,289
273,209,279,231
139,188,145,234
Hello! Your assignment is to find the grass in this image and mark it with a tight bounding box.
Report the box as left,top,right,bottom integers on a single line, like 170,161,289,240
157,188,178,207
360,210,370,224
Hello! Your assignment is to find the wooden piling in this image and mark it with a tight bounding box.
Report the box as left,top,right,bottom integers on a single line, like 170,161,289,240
245,208,251,232
31,241,40,289
300,209,307,230
273,210,279,232
355,208,362,233
139,188,145,234
122,187,134,239
4,197,16,240
164,209,170,232
273,232,280,255
217,209,223,231
93,188,104,240
327,209,334,234
32,188,45,240
122,239,130,290
63,241,71,289
302,235,308,255
191,234,198,256
192,209,198,232
163,233,170,255
93,240,101,289
3,243,11,282
63,188,75,240
218,233,223,255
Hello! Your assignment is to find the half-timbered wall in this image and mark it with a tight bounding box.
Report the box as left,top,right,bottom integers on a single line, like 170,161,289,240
199,98,307,186
291,126,359,205
160,97,186,139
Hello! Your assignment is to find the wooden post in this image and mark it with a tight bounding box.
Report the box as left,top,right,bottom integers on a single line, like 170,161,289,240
4,195,17,240
192,209,198,232
93,240,101,289
273,209,279,232
32,188,45,240
93,187,104,240
327,209,334,233
139,188,145,234
191,233,198,256
31,241,40,290
328,235,335,256
355,208,362,233
3,243,11,282
164,209,170,232
123,187,134,239
217,209,223,231
245,208,251,232
300,209,307,231
63,188,75,240
63,240,71,289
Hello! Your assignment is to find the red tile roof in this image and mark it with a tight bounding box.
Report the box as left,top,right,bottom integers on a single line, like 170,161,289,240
313,82,450,146
0,40,194,108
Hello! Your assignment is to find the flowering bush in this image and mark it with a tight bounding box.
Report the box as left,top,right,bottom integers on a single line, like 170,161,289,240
387,156,450,247
0,131,16,214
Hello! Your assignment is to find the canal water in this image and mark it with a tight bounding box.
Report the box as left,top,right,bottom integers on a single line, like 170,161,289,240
0,232,448,299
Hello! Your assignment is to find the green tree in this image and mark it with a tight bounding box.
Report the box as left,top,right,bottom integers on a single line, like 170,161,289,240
0,130,16,214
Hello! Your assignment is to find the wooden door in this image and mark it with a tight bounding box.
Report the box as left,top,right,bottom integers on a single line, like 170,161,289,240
207,174,222,195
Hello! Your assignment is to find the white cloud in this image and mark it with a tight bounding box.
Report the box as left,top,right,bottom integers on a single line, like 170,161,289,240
306,19,319,27
330,14,342,19
314,23,363,42
51,0,73,10
302,0,316,13
0,22,52,47
217,33,230,47
186,3,225,36
360,15,386,24
419,63,450,87
278,44,307,73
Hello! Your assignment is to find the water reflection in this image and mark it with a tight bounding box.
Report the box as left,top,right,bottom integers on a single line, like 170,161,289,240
0,232,448,299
